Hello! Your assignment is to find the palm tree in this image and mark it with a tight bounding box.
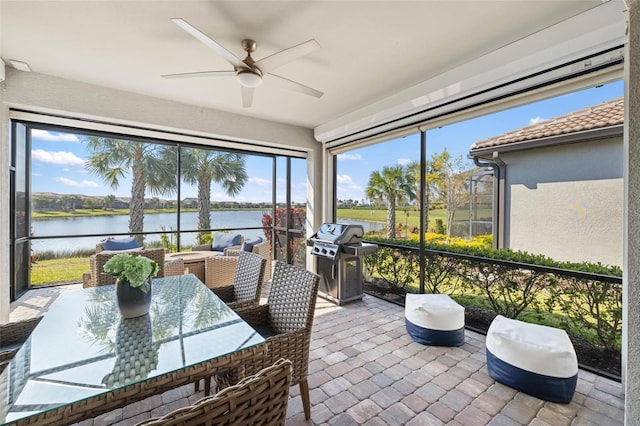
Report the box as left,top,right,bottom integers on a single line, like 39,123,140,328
366,165,416,238
85,137,176,243
180,149,248,244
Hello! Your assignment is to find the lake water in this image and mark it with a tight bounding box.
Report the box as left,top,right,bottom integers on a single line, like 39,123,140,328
31,211,384,254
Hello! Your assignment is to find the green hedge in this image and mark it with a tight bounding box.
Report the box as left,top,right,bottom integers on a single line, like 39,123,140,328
363,236,622,352
365,236,622,276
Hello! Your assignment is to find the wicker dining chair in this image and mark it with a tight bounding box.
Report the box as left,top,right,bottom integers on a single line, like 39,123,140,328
208,251,266,310
83,248,166,287
164,257,186,277
203,256,240,289
195,252,267,395
137,358,292,426
0,317,42,372
235,261,320,420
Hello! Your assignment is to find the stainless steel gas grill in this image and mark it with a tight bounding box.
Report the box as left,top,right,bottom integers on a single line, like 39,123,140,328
308,223,378,305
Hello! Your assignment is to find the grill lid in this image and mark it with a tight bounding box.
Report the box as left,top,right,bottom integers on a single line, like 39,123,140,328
311,223,364,245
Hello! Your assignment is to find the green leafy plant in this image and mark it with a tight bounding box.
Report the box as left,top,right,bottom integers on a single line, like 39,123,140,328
364,235,623,358
103,254,159,292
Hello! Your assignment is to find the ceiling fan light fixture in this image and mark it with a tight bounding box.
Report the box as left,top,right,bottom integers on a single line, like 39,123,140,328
236,70,262,88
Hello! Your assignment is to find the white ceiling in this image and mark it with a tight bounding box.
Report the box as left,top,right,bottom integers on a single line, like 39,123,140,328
0,1,612,130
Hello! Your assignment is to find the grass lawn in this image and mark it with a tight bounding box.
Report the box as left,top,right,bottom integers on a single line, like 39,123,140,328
30,257,89,285
337,208,446,231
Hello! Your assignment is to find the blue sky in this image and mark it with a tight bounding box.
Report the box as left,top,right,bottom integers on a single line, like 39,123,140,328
31,134,309,203
336,80,624,202
31,80,623,204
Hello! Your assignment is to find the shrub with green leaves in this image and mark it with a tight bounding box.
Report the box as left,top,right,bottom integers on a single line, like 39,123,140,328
552,277,622,351
363,246,419,290
459,258,558,319
363,234,622,352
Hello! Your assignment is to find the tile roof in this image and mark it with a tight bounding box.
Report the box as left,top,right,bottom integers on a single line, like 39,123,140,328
470,96,624,152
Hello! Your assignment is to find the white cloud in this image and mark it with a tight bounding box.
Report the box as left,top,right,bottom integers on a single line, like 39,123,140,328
336,174,355,184
337,153,362,161
248,177,271,186
32,149,84,166
397,158,412,166
55,177,99,188
336,174,363,199
32,129,81,143
529,116,547,125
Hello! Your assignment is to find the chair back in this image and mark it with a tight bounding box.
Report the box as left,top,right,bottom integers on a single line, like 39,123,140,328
137,358,292,426
223,239,272,283
0,317,42,371
204,256,239,288
252,240,272,282
164,257,185,277
233,252,266,304
90,248,166,287
268,261,320,334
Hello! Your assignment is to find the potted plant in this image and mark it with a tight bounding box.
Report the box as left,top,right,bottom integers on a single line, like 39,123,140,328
103,253,159,318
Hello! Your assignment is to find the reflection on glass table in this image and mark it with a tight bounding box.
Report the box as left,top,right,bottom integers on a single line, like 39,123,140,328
0,274,265,425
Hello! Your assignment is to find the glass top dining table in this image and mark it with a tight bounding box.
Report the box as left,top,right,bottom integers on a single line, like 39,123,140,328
0,274,266,425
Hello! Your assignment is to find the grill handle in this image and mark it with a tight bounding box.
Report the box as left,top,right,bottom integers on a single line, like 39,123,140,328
332,263,336,279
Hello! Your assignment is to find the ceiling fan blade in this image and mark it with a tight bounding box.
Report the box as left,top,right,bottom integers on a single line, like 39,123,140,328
267,74,324,98
171,18,245,69
241,86,254,108
255,39,320,74
161,70,235,79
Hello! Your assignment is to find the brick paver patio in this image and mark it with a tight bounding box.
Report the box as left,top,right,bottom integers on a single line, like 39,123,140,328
9,283,625,425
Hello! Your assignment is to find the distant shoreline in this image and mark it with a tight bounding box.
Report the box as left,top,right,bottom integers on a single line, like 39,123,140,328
31,207,268,220
32,206,391,223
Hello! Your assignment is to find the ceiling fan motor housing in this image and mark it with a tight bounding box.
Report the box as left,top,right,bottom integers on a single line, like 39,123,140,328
236,68,262,87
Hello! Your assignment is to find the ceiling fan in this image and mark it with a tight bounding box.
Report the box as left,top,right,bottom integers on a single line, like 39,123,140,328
162,18,323,108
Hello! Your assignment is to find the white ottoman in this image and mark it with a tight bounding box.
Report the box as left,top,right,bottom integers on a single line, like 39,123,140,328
405,293,465,346
486,315,578,403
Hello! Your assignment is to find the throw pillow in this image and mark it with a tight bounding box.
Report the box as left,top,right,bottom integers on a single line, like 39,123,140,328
100,247,145,254
102,237,140,251
211,232,243,252
241,236,263,252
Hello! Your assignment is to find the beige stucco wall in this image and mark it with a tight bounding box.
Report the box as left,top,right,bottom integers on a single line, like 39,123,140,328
0,69,322,322
502,137,623,266
624,0,640,421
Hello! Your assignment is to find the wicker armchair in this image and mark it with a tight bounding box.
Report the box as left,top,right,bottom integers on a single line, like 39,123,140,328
137,359,292,426
203,240,272,288
225,239,272,282
235,261,320,420
83,248,166,287
164,257,186,277
0,317,42,372
209,251,266,310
